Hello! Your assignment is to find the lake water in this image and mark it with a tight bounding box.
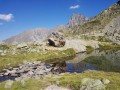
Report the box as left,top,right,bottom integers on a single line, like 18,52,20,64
51,50,120,73
0,50,120,82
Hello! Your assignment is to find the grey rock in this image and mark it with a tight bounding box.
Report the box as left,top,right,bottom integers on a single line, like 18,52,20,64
80,78,105,90
17,43,29,50
101,79,110,85
1,53,6,56
48,32,65,47
45,85,70,90
1,61,62,81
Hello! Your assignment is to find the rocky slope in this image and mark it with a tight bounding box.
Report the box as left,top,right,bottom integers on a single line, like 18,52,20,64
4,28,50,44
103,15,120,43
66,14,89,28
65,1,120,35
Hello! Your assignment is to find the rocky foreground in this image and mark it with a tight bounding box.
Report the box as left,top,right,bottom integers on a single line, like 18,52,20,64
1,70,115,90
0,61,66,82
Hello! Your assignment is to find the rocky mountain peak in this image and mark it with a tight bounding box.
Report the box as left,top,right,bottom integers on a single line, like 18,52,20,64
66,14,89,28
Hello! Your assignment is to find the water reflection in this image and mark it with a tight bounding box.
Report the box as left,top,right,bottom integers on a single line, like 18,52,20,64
49,50,120,73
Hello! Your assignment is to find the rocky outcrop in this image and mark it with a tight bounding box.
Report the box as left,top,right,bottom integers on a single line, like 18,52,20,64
80,78,110,90
48,32,65,47
66,14,89,28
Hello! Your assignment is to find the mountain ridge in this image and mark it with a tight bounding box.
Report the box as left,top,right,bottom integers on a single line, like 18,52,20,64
3,1,120,44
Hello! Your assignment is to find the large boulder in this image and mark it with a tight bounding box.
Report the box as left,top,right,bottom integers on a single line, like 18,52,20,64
48,32,65,47
45,85,70,90
80,78,109,90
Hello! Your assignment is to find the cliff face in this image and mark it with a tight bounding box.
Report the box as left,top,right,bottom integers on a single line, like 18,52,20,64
66,14,89,28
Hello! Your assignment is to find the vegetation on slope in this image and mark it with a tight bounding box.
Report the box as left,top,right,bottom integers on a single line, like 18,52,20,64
99,42,120,50
63,1,120,36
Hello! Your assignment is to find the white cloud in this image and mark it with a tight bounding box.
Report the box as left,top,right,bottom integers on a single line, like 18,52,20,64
70,5,80,9
0,13,14,22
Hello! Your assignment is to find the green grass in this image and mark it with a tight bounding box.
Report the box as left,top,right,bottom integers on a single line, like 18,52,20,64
0,44,10,50
99,42,120,50
86,46,94,54
0,48,75,70
0,70,120,90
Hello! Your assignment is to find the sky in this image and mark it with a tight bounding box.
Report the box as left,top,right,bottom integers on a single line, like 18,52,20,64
0,0,118,41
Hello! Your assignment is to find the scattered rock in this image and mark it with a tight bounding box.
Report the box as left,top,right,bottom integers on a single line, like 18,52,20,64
101,79,110,85
0,61,64,82
1,53,6,56
80,78,106,90
17,43,29,50
45,85,70,90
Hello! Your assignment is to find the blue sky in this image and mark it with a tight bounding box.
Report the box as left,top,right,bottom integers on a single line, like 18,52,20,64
0,0,118,41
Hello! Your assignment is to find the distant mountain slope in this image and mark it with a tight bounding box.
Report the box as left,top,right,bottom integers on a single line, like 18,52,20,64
4,28,50,44
66,1,120,35
3,25,66,44
51,25,65,32
66,14,89,28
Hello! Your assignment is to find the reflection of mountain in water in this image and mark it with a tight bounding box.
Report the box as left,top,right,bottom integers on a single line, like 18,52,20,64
46,50,120,73
105,50,120,66
65,50,120,73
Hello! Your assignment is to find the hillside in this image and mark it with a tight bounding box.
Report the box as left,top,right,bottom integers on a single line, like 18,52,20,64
4,28,50,44
65,1,120,35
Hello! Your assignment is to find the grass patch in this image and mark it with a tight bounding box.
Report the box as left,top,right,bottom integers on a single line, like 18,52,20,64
0,48,75,70
86,46,94,54
99,42,120,50
0,70,120,90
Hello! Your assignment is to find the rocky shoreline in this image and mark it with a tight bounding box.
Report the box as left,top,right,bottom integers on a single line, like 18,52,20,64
0,61,66,82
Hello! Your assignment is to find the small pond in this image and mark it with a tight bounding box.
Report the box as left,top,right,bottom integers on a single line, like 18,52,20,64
0,50,120,82
50,50,120,73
